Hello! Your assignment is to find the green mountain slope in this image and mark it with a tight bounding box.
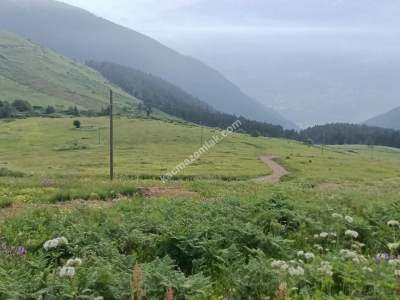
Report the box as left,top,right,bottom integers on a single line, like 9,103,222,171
0,31,139,110
365,107,400,130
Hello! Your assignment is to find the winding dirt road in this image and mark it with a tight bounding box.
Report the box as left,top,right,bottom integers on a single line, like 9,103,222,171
254,156,289,183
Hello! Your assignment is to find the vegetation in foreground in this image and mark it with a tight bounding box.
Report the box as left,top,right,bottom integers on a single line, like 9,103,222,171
1,117,400,299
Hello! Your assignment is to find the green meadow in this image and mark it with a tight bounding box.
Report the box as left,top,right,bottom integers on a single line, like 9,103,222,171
2,117,400,299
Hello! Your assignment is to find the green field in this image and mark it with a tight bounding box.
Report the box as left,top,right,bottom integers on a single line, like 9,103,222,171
2,117,400,299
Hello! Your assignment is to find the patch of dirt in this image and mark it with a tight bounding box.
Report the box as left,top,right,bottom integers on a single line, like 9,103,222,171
140,187,198,198
318,183,340,192
254,156,289,184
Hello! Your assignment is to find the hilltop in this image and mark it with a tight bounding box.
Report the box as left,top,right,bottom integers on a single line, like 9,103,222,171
0,31,139,111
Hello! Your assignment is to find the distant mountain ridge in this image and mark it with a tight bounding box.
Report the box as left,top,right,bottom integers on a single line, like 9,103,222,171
365,107,400,130
0,0,297,129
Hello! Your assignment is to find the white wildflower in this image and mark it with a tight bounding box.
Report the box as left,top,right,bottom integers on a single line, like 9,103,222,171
362,267,373,272
318,261,333,276
66,258,82,267
345,216,354,223
43,239,58,250
271,260,289,271
332,213,343,219
314,244,323,251
395,270,400,277
389,259,400,266
304,252,315,260
340,249,358,260
388,220,400,227
345,230,359,239
297,251,304,257
320,232,329,239
313,234,319,239
329,232,337,238
388,243,400,250
43,237,68,251
288,266,304,276
59,266,75,278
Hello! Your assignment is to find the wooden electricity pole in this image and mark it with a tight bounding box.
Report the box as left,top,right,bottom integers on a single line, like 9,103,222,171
200,122,204,146
109,89,114,180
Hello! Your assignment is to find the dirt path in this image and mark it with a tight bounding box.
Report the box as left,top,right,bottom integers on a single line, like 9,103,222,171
254,156,289,183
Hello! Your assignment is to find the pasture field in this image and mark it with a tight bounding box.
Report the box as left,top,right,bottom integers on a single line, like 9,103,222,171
1,117,400,299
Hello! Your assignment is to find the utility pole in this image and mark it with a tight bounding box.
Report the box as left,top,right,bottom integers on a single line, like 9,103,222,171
109,89,114,181
200,122,204,146
98,127,101,144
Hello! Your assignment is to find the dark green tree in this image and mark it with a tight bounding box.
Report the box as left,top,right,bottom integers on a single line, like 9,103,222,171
0,101,14,118
73,120,81,128
45,105,56,114
12,99,32,112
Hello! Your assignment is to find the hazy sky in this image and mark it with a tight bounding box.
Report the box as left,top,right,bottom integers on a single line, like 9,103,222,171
59,0,400,126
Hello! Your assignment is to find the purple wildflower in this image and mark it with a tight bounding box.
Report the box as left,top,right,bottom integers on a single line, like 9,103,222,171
17,246,27,256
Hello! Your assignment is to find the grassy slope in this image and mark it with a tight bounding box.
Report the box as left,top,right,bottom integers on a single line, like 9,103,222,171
0,117,270,179
0,31,139,110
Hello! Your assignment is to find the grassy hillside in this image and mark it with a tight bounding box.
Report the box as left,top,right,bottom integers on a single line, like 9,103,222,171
0,117,270,180
0,31,139,110
2,117,400,298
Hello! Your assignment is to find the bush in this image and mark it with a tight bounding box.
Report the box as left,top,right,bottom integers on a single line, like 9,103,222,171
0,197,12,209
45,105,56,114
0,101,14,118
12,99,32,112
73,120,81,128
0,167,25,178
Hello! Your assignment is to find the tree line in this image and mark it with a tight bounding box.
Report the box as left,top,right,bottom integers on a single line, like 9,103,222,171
87,61,298,139
299,123,400,148
0,99,100,118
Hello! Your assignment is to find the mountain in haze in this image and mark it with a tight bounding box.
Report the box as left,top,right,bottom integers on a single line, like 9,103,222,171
0,0,297,129
166,0,400,27
0,31,139,111
144,0,400,127
365,107,400,130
